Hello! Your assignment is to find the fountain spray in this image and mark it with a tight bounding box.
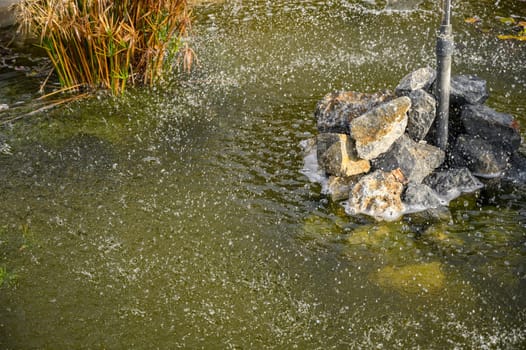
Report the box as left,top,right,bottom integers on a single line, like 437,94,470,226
436,0,453,151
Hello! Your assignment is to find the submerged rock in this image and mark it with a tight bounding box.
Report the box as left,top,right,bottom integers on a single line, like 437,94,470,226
373,134,445,184
319,134,371,177
314,90,393,134
373,261,445,294
301,214,343,239
395,67,436,96
451,134,509,178
405,207,453,229
450,75,489,106
347,224,392,246
424,167,483,201
461,104,521,153
424,226,466,255
346,169,406,221
406,89,436,141
350,96,411,160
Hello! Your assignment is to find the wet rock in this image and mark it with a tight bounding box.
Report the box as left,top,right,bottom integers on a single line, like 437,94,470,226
461,104,521,153
319,134,371,177
373,134,445,184
423,167,484,201
372,262,445,294
451,134,509,178
316,133,341,162
450,75,489,106
314,90,393,134
395,67,436,96
504,151,526,184
406,89,436,141
403,182,446,210
346,169,406,221
350,97,411,160
327,176,359,202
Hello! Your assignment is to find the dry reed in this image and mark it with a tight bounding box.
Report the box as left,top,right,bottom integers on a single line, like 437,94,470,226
16,0,194,94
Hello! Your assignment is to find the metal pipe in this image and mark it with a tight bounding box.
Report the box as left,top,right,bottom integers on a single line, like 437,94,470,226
436,0,453,151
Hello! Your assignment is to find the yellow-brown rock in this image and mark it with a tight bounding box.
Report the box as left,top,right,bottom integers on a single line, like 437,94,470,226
350,96,411,160
320,134,371,177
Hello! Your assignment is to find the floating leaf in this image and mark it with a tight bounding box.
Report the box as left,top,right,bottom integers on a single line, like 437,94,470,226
497,17,516,25
464,16,480,24
497,34,526,41
517,21,526,28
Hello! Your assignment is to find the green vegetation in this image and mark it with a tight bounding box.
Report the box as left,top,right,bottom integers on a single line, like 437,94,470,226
16,0,194,94
0,266,17,288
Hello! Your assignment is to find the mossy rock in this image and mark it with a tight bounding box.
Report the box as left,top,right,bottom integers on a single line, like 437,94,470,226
424,225,465,251
301,213,345,238
347,224,392,246
372,261,445,294
347,223,415,249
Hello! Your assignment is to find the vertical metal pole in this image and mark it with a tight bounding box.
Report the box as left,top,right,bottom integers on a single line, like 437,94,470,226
436,0,453,151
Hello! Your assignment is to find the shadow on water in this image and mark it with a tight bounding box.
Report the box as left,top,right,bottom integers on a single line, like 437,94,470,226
0,0,525,348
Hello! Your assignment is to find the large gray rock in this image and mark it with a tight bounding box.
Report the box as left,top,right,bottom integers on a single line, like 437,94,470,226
373,134,445,184
395,67,436,96
319,134,371,177
346,169,406,221
450,75,489,106
314,91,393,134
406,89,436,141
461,104,521,153
350,96,411,160
423,167,484,201
451,134,510,178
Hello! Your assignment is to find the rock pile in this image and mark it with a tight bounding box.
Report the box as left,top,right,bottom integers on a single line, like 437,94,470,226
303,67,525,221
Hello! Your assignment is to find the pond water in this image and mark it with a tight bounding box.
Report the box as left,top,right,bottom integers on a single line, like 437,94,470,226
1,0,525,348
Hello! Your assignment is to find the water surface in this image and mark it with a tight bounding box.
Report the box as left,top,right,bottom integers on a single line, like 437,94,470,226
1,0,525,348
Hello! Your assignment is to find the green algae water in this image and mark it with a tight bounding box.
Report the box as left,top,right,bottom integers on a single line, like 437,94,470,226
1,1,525,348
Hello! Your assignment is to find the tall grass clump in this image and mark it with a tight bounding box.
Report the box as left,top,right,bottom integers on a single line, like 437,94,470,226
17,0,193,94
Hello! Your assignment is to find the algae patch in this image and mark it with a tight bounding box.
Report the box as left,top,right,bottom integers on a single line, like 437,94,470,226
373,261,445,294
